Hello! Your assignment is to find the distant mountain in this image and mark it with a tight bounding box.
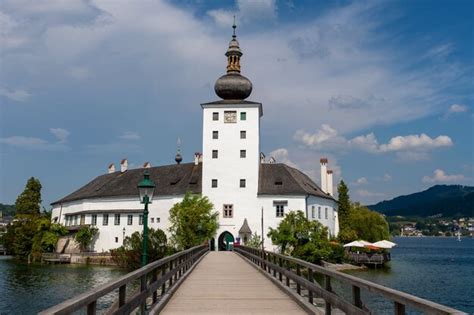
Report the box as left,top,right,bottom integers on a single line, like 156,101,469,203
368,185,474,217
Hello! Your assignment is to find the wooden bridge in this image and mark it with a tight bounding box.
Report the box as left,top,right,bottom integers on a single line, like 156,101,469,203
40,245,466,315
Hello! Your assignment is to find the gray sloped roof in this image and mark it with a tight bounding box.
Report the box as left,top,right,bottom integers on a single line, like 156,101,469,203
239,218,252,234
51,162,335,205
258,163,335,201
51,163,202,205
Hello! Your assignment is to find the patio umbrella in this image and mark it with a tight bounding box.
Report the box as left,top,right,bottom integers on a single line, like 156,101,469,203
373,240,397,248
343,240,367,248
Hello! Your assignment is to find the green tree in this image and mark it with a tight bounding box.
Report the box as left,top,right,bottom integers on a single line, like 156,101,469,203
267,211,338,263
15,177,42,215
169,193,219,250
111,228,170,269
337,180,350,231
74,226,98,252
348,203,390,242
245,232,262,249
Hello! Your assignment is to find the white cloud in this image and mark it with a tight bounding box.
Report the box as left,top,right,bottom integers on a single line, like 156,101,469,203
208,0,277,27
49,128,70,143
448,104,469,113
422,169,466,184
295,124,453,160
382,174,392,182
268,148,298,168
0,135,67,151
353,177,368,185
0,87,31,102
118,131,141,141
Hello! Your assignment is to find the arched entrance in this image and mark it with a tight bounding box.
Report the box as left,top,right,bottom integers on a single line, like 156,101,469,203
217,231,235,251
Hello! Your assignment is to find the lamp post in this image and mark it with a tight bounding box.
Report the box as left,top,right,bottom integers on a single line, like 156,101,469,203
137,170,156,267
122,227,126,245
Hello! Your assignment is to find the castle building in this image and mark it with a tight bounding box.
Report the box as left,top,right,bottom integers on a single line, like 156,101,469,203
51,24,339,252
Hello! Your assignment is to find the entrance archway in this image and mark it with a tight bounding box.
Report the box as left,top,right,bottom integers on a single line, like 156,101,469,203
217,231,235,251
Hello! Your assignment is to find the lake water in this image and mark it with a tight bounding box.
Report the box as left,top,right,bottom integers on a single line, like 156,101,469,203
0,237,473,314
345,236,474,314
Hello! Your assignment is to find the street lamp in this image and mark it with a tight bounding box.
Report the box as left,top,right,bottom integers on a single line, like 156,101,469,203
137,170,156,267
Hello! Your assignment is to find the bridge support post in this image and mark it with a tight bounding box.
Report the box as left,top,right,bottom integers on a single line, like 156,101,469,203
352,285,362,309
394,302,405,315
308,268,313,304
296,264,301,295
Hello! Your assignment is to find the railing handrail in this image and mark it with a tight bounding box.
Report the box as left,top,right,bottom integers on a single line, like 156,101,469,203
235,245,465,315
39,244,208,315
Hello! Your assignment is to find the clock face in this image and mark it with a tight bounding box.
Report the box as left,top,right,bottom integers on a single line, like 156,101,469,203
224,111,237,123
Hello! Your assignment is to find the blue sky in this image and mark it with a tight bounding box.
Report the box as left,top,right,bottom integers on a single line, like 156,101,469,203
0,0,473,207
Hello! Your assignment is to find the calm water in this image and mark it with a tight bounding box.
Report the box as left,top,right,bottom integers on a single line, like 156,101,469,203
1,237,473,314
0,257,126,314
345,237,474,314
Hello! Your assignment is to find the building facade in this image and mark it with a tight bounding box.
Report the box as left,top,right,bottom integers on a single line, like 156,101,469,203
51,25,339,252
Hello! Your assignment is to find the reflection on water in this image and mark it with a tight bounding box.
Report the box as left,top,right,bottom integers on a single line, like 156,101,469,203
0,256,126,314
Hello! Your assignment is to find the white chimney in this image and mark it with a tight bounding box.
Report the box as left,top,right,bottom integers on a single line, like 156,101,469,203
120,159,128,172
320,158,328,193
194,152,200,165
198,153,203,163
327,169,333,196
260,152,266,163
143,162,151,168
108,163,115,174
269,156,276,164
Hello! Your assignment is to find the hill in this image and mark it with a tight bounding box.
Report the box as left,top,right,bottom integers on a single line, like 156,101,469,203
368,185,474,217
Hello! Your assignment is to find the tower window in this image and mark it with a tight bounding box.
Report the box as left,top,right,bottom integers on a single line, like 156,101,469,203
114,214,120,225
103,214,109,226
213,112,219,121
240,112,246,120
223,204,233,218
212,150,218,159
240,179,246,188
115,237,119,243
151,218,154,223
212,131,218,139
212,179,218,188
240,130,246,139
240,150,246,158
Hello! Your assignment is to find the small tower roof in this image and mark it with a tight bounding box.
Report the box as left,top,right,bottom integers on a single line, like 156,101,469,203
238,218,252,234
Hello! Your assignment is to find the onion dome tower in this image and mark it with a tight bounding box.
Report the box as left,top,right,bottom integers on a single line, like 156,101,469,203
214,20,253,100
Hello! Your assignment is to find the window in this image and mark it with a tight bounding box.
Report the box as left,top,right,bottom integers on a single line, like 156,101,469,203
240,130,246,139
213,131,218,139
74,215,78,226
80,214,85,225
274,201,287,218
240,112,246,120
240,150,246,158
91,215,97,226
325,208,328,219
157,217,160,223
151,218,154,223
223,204,233,218
212,150,218,159
114,214,120,225
311,206,315,219
213,112,219,120
103,214,109,226
115,237,119,243
318,207,321,219
240,179,246,188
139,215,143,225
212,179,218,188
127,215,133,225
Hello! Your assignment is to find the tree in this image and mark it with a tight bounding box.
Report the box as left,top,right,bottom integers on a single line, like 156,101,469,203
169,193,219,250
246,232,262,249
74,226,98,252
342,203,390,243
111,228,170,269
15,177,42,215
267,211,338,264
337,180,350,231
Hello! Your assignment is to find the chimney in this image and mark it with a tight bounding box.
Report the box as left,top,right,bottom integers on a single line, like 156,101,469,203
198,153,203,163
260,152,266,163
194,152,200,165
143,162,151,168
120,158,128,172
108,163,115,174
269,156,276,164
320,158,328,193
327,169,333,196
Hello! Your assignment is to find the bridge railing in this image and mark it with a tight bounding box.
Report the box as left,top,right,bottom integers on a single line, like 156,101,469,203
39,244,208,315
234,245,465,315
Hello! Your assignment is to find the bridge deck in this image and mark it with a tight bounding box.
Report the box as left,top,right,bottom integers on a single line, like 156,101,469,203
161,251,307,314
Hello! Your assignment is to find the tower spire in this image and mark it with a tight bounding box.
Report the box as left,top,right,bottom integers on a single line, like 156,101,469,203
226,19,242,74
232,15,236,38
175,137,182,164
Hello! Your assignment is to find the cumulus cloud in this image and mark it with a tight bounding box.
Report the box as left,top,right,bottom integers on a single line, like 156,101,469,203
353,177,368,185
268,148,298,168
207,0,277,27
0,135,67,151
118,131,141,141
422,169,466,184
49,128,70,143
448,104,469,113
294,124,453,160
0,87,31,102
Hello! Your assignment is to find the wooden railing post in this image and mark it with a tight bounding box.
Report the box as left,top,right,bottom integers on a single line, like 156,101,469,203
273,254,277,277
169,260,173,287
278,257,283,282
161,263,166,295
308,268,314,304
352,285,362,308
87,301,96,315
394,302,405,315
286,260,290,287
325,275,332,315
140,274,146,314
296,264,301,295
119,284,126,307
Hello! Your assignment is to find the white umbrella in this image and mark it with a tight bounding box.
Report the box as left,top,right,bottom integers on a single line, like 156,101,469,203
373,240,397,249
343,240,367,248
